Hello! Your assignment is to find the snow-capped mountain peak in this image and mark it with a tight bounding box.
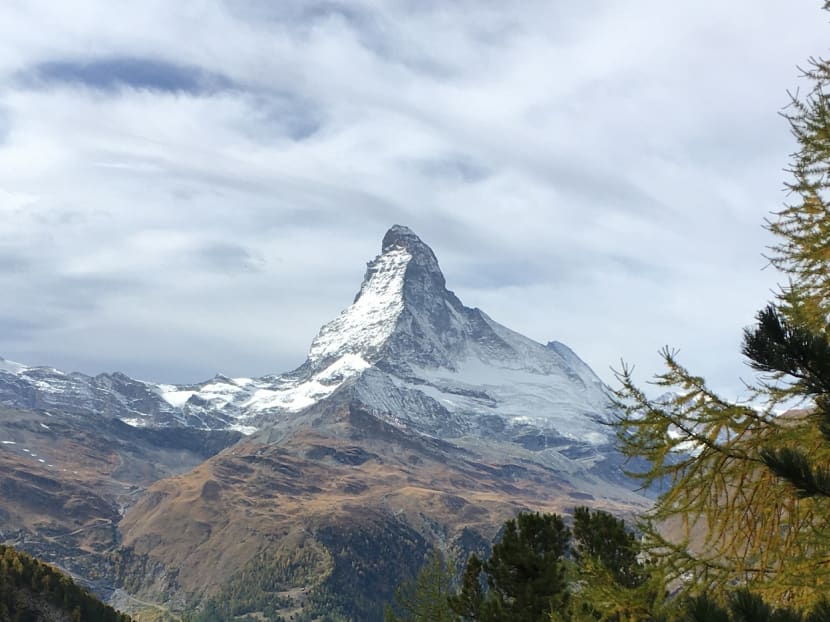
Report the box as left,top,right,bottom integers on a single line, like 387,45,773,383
0,226,617,465
382,224,444,286
307,224,456,369
308,243,411,367
238,226,615,449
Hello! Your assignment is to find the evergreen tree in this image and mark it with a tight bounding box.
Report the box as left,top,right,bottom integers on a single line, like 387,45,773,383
483,512,570,622
450,512,570,622
566,507,665,622
766,34,830,335
572,507,645,590
743,304,830,498
425,509,665,622
680,590,830,622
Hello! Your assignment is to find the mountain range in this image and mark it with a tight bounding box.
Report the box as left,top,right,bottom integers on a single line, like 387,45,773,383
0,226,649,621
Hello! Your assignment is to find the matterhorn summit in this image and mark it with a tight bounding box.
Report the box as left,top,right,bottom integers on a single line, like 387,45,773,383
0,226,617,467
212,225,611,444
306,226,424,368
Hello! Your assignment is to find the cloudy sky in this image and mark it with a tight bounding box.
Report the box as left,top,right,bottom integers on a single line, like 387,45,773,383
0,1,827,398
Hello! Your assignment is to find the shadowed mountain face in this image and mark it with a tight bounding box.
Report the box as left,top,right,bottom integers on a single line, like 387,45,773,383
0,226,648,621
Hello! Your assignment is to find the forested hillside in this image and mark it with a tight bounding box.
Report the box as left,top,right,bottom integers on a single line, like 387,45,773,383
0,544,132,622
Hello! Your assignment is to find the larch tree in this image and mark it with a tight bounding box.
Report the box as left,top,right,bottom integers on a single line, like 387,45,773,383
613,2,830,611
385,549,456,622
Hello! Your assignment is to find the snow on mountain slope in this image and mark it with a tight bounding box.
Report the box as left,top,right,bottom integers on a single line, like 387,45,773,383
308,247,411,365
0,357,27,374
236,225,614,446
244,353,371,412
0,225,615,451
348,314,612,444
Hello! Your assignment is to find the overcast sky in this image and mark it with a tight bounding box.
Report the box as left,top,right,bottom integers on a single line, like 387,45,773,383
0,1,827,398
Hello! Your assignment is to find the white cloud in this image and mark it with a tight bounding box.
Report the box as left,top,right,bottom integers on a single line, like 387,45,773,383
0,0,825,397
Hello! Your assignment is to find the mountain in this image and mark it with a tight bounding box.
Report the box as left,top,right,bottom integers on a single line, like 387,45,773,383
0,226,648,621
0,402,241,620
268,226,611,443
1,226,614,465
